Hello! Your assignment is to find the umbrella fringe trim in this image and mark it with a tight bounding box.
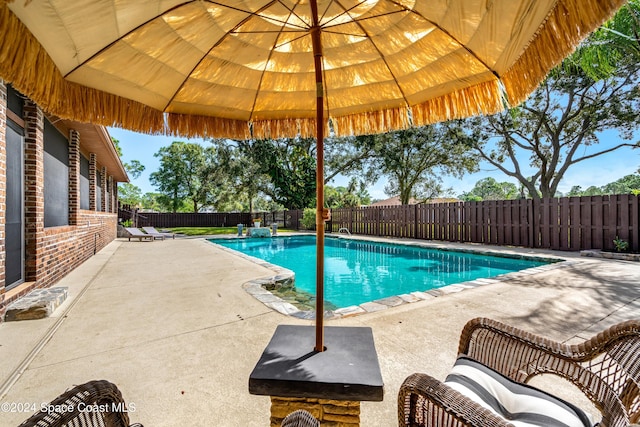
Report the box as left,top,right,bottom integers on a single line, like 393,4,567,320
0,0,628,139
251,118,321,140
166,113,250,140
331,107,412,137
0,3,167,135
503,0,627,106
410,81,504,128
0,3,250,139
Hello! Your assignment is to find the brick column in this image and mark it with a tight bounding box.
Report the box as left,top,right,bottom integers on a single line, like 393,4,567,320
270,397,360,427
23,100,45,283
0,81,7,313
68,129,80,225
89,153,96,211
101,166,107,212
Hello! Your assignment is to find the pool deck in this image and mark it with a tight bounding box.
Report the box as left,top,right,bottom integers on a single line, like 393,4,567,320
1,233,639,426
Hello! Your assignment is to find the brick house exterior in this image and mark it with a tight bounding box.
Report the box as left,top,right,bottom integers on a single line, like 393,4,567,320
0,80,128,320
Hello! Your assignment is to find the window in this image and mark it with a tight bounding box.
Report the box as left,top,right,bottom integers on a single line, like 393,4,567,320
80,154,90,210
6,122,24,288
7,84,23,118
44,119,69,227
6,85,25,288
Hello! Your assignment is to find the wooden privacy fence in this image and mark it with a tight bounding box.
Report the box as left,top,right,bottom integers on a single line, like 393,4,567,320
118,195,639,251
328,195,639,252
118,207,302,229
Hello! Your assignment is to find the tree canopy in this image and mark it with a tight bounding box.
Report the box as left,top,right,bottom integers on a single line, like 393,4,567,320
566,0,640,80
238,137,317,210
361,126,477,204
149,141,233,213
566,169,640,196
459,178,520,201
446,63,640,200
325,179,371,208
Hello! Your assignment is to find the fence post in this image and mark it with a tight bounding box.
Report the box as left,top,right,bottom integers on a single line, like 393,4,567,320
414,203,418,239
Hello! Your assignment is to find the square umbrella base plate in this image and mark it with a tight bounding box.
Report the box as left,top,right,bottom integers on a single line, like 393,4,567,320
249,325,384,401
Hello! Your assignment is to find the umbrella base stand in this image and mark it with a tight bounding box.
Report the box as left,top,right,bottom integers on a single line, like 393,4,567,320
249,325,384,426
269,396,360,426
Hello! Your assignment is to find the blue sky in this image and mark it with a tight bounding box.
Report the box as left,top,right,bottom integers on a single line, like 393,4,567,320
109,126,639,201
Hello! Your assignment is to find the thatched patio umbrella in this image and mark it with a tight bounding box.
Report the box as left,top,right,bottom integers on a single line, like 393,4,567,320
0,0,626,351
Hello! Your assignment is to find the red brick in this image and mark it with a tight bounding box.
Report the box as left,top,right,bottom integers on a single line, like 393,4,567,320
0,87,120,319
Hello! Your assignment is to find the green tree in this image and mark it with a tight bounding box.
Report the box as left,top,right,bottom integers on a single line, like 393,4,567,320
566,185,585,197
459,192,483,202
154,194,190,212
345,178,371,207
366,126,477,205
120,159,146,208
325,179,371,208
324,135,380,185
324,186,343,208
124,159,145,180
447,64,640,200
150,142,198,212
209,138,272,213
459,177,519,201
582,186,605,196
141,192,164,212
226,134,383,211
112,136,146,207
566,0,640,80
150,141,232,213
111,137,123,157
118,183,143,207
563,170,640,196
601,171,640,194
242,138,317,210
198,142,238,211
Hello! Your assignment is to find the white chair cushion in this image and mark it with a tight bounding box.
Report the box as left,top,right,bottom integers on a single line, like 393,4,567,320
444,356,595,427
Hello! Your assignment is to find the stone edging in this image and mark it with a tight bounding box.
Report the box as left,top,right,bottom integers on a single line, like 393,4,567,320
208,238,573,319
581,249,640,262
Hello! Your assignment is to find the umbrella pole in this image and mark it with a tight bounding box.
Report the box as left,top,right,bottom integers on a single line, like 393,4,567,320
310,0,325,353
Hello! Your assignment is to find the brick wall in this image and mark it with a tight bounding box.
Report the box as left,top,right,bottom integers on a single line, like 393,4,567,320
3,211,117,307
39,211,116,289
0,81,7,317
0,90,121,318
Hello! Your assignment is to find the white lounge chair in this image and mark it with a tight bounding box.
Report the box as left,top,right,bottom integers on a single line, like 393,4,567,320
142,226,175,239
124,227,156,242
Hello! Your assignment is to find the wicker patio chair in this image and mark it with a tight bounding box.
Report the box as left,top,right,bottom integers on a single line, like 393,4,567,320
281,409,320,427
399,317,640,427
18,380,141,427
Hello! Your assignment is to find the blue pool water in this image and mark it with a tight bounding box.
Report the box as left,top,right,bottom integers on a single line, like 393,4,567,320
213,236,550,308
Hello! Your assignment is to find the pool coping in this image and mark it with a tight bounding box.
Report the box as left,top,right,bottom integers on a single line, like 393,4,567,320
207,234,574,319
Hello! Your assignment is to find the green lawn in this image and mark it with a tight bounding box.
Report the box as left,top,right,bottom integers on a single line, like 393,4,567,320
167,226,293,236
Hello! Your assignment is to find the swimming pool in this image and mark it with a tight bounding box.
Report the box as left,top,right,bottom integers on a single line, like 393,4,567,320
213,236,551,308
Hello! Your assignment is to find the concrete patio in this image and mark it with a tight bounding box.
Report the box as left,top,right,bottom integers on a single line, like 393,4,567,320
0,235,638,426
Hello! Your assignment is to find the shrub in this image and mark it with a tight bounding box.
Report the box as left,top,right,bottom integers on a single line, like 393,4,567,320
613,236,629,252
300,208,316,230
